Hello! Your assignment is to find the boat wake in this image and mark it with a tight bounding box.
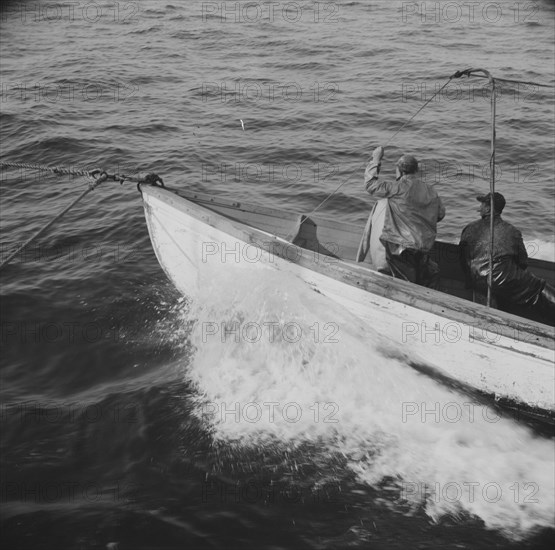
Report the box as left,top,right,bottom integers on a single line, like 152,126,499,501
170,267,554,539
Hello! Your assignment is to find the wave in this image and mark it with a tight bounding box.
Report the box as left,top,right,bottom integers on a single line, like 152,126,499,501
172,267,554,539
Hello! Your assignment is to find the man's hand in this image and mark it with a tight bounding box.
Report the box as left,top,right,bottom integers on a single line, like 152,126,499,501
365,146,384,189
373,146,384,162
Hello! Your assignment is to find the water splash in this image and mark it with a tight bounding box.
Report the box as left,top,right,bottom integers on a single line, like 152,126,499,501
174,267,554,538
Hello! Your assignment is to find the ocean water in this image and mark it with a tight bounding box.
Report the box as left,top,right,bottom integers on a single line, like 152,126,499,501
1,1,554,549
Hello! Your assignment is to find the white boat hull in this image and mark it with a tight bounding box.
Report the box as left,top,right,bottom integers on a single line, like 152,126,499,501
142,186,555,412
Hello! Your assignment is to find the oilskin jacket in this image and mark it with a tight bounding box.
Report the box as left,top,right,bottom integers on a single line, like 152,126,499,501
459,215,544,305
365,167,445,253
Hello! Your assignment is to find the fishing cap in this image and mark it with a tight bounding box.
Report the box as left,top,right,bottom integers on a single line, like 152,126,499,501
477,192,506,213
396,154,419,174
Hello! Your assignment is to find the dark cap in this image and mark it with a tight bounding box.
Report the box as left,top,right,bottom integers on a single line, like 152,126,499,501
477,192,506,213
396,154,419,174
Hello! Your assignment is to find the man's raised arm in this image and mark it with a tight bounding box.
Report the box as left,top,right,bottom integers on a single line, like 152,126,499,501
364,146,395,197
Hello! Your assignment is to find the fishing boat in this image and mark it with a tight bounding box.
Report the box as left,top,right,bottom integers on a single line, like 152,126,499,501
139,183,555,415
137,68,555,417
2,69,552,416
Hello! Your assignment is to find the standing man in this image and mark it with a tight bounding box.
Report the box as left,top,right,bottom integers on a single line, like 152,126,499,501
365,146,445,288
459,192,555,317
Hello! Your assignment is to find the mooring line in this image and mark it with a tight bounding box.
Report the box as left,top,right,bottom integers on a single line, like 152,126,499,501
0,163,165,271
0,173,108,272
1,161,141,183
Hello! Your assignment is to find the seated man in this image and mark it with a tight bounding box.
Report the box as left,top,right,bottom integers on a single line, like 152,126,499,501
459,192,555,317
365,146,445,288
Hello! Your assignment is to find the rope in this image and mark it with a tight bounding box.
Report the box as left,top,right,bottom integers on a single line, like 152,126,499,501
298,68,534,242
0,163,165,271
0,162,96,179
286,72,458,238
384,74,456,146
0,173,108,271
0,161,156,184
283,170,358,241
444,72,554,89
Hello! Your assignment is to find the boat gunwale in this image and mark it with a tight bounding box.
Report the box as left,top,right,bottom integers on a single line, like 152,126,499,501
141,184,555,349
164,186,554,274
